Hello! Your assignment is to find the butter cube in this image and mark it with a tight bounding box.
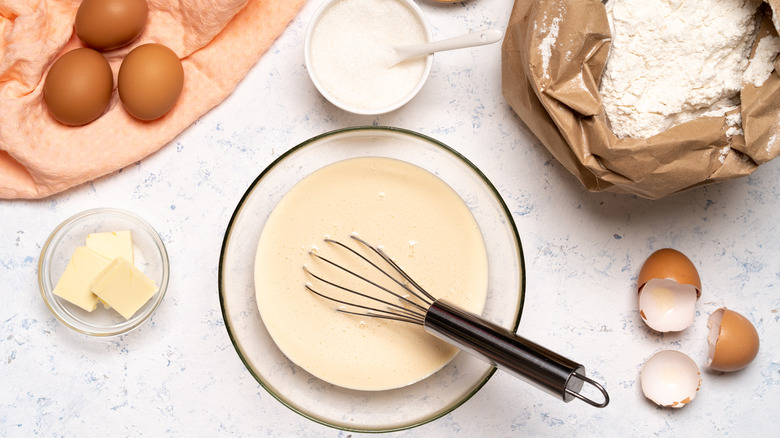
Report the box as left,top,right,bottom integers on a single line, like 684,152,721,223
91,258,158,319
53,247,112,312
86,231,134,264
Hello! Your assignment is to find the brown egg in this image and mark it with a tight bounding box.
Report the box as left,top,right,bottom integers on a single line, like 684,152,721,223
637,248,701,295
75,0,149,51
118,43,184,121
636,248,701,332
43,48,113,126
706,308,760,372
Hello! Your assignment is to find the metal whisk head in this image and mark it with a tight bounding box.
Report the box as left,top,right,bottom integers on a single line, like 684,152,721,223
304,235,435,325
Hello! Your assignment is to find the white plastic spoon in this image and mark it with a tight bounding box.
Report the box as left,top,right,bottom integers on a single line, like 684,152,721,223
391,28,504,66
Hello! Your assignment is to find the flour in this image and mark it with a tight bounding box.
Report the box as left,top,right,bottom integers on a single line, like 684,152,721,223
744,34,780,86
600,0,764,139
725,111,744,138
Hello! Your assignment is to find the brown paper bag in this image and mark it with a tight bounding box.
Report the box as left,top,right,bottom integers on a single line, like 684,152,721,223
502,0,780,199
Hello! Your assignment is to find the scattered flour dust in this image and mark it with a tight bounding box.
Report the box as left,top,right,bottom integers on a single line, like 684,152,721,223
537,13,563,81
599,0,779,139
767,112,780,154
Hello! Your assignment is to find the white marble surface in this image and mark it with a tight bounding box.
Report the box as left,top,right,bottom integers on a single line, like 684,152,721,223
2,0,779,436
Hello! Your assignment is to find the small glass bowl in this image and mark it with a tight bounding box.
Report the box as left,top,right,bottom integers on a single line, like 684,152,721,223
38,208,169,337
304,0,434,115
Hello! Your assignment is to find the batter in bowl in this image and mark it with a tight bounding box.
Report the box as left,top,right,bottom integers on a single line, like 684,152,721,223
254,156,488,391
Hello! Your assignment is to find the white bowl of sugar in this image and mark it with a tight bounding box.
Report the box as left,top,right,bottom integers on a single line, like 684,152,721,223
304,0,433,115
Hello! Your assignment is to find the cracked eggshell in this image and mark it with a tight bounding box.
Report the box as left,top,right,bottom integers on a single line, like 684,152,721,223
637,248,702,294
637,248,701,332
640,350,701,408
706,308,760,372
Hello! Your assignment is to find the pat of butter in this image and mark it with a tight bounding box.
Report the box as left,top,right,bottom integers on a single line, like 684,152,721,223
86,231,133,263
53,247,111,312
91,258,158,319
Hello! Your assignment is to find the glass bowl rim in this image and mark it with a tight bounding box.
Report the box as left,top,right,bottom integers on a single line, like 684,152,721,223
38,207,170,337
218,125,526,432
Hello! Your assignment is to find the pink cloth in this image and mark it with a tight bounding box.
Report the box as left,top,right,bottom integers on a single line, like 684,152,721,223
0,0,306,198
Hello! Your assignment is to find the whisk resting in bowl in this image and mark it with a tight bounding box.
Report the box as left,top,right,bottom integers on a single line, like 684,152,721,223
304,235,609,408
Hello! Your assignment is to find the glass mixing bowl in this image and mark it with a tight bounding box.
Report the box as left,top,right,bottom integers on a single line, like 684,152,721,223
219,126,524,432
38,208,169,337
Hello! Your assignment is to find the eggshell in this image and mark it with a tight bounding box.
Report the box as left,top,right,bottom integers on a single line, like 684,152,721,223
637,248,701,296
43,48,113,126
636,249,701,332
638,278,698,332
707,308,760,372
640,350,701,408
118,43,184,121
76,0,149,51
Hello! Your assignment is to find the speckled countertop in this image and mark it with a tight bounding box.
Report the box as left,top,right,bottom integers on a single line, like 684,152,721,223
2,1,778,436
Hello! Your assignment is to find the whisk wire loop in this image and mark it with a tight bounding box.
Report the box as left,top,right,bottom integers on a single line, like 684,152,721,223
303,265,426,324
304,236,441,323
324,236,435,307
350,235,437,304
336,307,425,325
304,258,426,313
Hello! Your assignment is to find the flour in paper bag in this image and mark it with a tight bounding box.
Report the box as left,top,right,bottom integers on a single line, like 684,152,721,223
599,0,778,139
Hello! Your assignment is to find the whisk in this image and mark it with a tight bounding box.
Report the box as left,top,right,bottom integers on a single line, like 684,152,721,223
304,235,609,408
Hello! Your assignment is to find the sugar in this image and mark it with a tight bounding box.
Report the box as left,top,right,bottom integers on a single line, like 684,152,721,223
309,0,427,111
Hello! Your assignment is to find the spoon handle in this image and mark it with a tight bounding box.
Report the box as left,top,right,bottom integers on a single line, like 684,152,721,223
394,28,503,63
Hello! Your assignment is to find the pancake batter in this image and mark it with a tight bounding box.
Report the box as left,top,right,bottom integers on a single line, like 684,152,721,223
254,157,488,391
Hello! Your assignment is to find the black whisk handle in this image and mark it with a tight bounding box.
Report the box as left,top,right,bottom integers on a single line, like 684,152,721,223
424,299,608,408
